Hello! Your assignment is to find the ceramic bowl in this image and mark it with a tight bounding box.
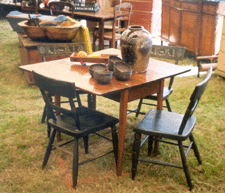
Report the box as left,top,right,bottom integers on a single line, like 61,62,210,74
113,61,132,81
89,64,107,77
108,55,123,71
93,71,113,84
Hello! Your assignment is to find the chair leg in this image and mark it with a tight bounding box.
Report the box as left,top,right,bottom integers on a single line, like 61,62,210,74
111,125,118,166
132,132,142,180
165,99,172,112
83,136,89,154
189,134,202,165
72,137,79,188
178,141,193,190
47,122,51,138
135,98,143,117
148,135,154,156
42,128,56,168
197,60,200,78
41,105,47,123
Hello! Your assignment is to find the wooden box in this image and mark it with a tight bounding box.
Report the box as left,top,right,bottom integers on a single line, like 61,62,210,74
18,33,85,85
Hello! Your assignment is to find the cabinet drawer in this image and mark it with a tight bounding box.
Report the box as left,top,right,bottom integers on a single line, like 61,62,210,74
181,2,199,11
202,4,217,14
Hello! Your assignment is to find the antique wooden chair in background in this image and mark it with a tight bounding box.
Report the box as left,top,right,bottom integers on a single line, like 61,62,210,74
33,71,119,188
92,2,132,51
131,67,212,190
127,45,186,116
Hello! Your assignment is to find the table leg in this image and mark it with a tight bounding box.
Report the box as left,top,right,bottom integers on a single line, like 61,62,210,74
98,20,104,50
157,79,164,110
117,89,129,176
154,79,164,154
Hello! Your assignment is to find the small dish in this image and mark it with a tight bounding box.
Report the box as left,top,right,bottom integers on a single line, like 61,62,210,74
108,55,123,71
93,71,113,85
89,64,107,77
113,61,132,81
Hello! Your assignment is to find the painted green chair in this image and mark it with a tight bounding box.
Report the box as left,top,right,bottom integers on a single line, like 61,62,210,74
33,71,119,188
127,45,186,116
131,67,212,190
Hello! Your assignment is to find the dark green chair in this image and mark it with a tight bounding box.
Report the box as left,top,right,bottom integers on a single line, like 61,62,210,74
33,71,119,188
127,45,186,116
36,44,93,127
131,67,212,190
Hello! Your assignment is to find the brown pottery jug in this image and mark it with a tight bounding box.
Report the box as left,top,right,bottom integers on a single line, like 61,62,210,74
120,25,152,73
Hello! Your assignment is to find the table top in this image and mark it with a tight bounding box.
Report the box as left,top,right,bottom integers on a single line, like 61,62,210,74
19,48,191,96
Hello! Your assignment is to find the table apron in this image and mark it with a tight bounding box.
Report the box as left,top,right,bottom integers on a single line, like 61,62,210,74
128,81,161,102
102,80,161,103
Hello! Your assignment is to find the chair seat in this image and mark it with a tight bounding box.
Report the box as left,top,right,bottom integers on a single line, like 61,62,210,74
48,106,119,137
145,87,173,100
135,108,196,141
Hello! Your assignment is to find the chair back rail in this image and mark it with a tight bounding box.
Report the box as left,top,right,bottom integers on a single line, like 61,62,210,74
150,45,186,63
37,43,85,62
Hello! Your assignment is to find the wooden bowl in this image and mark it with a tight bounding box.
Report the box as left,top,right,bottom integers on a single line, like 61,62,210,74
108,55,123,71
18,20,81,42
93,71,113,85
89,64,107,77
113,61,132,81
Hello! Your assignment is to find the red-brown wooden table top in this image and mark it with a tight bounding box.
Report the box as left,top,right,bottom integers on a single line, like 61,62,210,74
19,48,190,96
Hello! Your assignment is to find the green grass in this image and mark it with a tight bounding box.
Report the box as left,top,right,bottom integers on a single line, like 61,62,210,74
0,17,225,192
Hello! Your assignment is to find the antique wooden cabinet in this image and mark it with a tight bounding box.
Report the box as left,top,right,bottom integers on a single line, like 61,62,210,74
161,0,225,56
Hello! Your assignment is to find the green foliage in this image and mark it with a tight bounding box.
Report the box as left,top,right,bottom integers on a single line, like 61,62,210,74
0,18,224,192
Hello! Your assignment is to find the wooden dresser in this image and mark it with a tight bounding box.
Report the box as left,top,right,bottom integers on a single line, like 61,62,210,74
161,0,225,57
